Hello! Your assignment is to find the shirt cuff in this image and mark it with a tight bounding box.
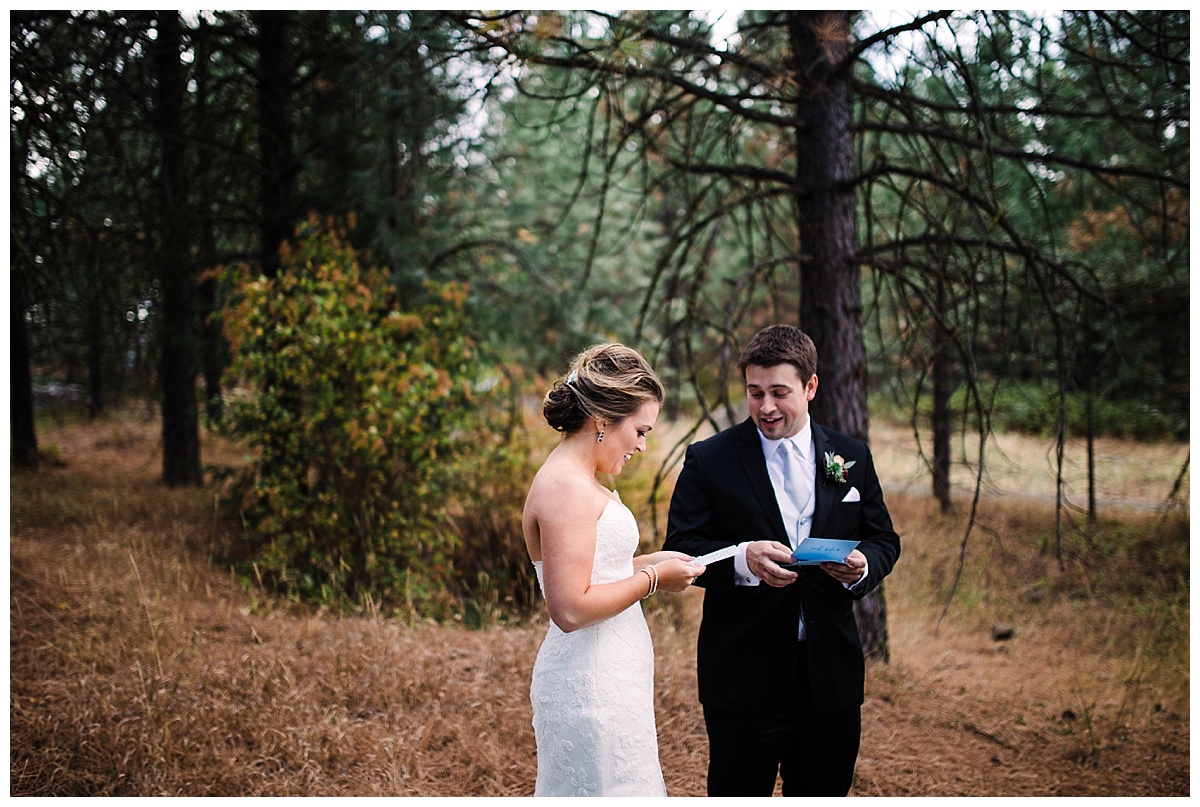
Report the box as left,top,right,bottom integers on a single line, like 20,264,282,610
733,542,761,587
843,557,869,591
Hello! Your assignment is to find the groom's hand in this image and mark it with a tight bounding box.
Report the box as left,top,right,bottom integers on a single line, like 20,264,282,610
820,549,867,585
746,541,799,588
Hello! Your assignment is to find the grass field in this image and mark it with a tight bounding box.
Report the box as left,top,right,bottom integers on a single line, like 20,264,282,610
9,410,1190,796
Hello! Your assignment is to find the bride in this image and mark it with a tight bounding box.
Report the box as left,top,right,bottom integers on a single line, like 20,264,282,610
522,343,704,796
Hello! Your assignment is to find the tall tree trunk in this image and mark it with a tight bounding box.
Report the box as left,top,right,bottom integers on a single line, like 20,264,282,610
197,263,226,425
385,17,406,276
11,266,40,470
11,101,39,469
931,277,952,513
255,10,296,277
790,10,888,661
384,13,431,282
1083,304,1098,523
155,10,202,486
793,11,867,441
86,297,104,419
253,10,302,484
193,17,227,426
1086,395,1097,522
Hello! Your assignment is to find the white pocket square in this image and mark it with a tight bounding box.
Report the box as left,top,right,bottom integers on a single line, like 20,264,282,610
841,486,861,503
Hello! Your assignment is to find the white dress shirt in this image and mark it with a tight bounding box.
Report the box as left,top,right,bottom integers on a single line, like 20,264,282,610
732,419,867,640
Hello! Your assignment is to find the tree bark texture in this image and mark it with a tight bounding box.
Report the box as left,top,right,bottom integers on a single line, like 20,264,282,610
155,11,203,486
791,11,868,444
852,575,890,663
789,11,888,661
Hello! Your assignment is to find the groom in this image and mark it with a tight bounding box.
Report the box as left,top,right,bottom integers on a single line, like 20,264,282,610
664,324,901,796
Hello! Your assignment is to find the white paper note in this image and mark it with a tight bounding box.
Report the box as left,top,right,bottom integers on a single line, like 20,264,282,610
690,545,740,566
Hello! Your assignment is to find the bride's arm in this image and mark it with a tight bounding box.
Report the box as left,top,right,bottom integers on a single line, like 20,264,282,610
535,480,653,633
535,481,701,631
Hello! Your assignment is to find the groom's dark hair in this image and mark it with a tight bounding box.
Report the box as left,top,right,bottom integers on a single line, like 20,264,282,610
737,324,818,383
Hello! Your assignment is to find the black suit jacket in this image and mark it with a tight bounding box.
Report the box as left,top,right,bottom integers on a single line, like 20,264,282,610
664,418,900,713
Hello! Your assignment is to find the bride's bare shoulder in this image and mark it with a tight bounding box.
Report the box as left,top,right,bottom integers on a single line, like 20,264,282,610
523,460,607,561
526,461,605,522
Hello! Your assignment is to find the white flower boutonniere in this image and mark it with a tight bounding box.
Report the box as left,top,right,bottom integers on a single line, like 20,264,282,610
823,451,856,485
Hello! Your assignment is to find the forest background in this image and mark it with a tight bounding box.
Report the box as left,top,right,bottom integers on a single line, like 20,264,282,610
9,10,1191,796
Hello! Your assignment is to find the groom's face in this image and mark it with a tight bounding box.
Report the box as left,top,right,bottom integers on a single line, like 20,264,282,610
745,363,818,441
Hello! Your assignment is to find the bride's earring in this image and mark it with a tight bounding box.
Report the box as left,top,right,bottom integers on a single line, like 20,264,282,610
597,430,605,443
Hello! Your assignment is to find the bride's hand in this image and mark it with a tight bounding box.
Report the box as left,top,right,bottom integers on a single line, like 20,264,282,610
648,557,705,593
635,550,692,570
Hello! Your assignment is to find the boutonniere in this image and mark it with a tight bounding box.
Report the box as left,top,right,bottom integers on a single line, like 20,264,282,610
823,451,856,485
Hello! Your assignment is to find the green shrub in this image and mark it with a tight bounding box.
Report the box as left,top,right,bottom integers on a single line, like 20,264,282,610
219,220,485,613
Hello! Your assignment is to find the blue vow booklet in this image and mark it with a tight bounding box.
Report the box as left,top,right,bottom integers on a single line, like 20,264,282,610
778,537,859,568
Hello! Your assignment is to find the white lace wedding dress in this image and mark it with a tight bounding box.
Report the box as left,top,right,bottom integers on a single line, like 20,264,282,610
530,495,667,797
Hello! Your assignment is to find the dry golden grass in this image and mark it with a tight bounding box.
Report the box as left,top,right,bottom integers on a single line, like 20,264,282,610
9,410,1190,796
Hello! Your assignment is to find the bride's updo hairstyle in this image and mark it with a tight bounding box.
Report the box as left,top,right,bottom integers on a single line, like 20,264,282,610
543,343,665,436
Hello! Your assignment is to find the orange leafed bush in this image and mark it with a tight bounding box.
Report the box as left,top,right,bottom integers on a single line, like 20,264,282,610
217,221,484,611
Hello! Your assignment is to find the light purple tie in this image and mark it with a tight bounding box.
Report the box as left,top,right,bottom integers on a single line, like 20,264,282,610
781,439,812,547
781,439,811,640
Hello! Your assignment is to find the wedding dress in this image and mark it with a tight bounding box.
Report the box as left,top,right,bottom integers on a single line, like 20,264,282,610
530,494,667,796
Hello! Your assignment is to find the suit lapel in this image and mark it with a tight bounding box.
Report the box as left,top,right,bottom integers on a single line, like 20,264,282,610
734,419,790,545
811,423,836,537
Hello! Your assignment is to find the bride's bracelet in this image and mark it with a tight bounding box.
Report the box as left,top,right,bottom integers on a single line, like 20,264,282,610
639,565,658,598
